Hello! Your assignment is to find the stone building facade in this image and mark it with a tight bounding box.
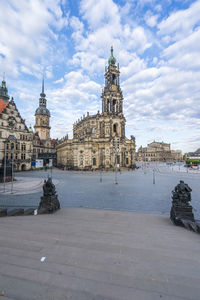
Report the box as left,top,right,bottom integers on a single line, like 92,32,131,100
0,80,33,174
137,141,182,162
0,77,56,179
57,47,136,170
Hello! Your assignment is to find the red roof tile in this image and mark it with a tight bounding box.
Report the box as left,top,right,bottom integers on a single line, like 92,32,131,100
0,99,9,114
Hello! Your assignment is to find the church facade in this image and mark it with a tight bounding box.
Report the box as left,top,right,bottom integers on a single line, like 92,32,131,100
57,47,136,170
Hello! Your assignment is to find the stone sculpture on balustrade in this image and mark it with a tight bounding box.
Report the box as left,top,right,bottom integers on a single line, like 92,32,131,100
170,180,200,233
38,177,60,214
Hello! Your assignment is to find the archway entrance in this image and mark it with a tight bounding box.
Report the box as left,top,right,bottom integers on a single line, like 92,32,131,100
21,164,26,171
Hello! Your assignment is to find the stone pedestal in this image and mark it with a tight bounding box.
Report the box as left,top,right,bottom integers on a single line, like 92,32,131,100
0,209,7,217
24,208,35,215
0,166,12,183
170,205,194,226
38,195,60,214
8,209,24,216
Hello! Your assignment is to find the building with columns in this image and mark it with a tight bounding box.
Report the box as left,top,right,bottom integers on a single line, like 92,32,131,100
137,141,183,162
57,47,136,170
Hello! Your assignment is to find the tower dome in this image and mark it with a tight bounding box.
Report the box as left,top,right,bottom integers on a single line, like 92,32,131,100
35,107,50,117
108,46,116,65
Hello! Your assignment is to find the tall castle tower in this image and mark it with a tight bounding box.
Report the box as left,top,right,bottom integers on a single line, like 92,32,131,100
34,77,51,140
0,78,10,103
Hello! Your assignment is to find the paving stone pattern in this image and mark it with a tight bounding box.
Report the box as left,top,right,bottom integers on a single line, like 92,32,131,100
0,166,200,219
0,208,200,300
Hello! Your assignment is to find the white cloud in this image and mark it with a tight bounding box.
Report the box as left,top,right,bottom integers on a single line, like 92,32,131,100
46,70,101,138
80,0,120,30
145,11,159,27
53,77,64,84
0,0,68,78
158,0,200,42
69,0,152,76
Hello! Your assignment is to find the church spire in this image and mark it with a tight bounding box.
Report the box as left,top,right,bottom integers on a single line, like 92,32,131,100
42,74,44,93
40,74,46,98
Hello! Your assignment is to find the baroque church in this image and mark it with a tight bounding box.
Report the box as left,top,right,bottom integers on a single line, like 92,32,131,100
57,47,136,170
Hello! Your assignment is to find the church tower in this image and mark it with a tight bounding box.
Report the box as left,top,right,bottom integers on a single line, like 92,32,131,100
102,46,123,117
34,77,51,140
101,46,126,140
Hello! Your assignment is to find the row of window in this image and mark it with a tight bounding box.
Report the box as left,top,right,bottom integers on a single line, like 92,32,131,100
20,134,28,140
6,153,26,160
92,157,129,166
0,122,24,130
33,148,50,153
6,143,27,151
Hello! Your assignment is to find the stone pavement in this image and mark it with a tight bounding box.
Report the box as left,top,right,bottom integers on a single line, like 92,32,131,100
0,208,200,300
0,177,59,195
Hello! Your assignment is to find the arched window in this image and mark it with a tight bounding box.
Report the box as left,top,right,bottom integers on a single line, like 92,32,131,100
93,158,96,166
113,100,117,113
107,100,110,112
112,74,116,85
113,123,118,133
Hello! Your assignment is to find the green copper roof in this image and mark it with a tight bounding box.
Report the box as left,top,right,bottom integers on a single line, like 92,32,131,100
0,79,9,103
108,46,116,65
29,125,33,133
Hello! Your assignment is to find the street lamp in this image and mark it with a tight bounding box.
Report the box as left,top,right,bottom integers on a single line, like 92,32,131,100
100,166,102,183
11,142,15,194
3,141,7,193
113,138,119,185
153,168,155,184
3,136,17,194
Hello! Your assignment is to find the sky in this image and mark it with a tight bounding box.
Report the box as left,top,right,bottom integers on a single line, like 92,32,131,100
1,0,200,153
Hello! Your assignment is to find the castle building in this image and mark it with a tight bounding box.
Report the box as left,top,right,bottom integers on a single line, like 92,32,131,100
0,80,33,176
57,47,136,170
32,78,57,165
137,141,183,162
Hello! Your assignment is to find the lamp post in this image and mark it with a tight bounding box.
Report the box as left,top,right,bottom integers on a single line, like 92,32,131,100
3,141,7,193
11,143,14,194
100,167,102,183
153,168,155,184
114,138,118,185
